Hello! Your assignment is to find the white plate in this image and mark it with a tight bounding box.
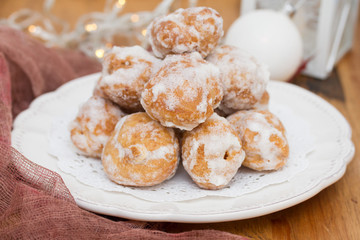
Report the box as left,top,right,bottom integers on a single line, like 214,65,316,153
11,73,355,223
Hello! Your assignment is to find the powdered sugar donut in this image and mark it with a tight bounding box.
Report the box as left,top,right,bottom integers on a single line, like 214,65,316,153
227,110,289,171
102,112,180,187
93,77,107,99
253,90,270,111
182,113,245,190
207,45,269,114
141,52,223,131
147,7,224,58
99,46,161,112
70,96,125,158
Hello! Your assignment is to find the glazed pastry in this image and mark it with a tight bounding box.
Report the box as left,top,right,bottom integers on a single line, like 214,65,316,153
182,113,245,190
99,45,161,112
253,90,270,111
93,77,107,99
227,110,289,171
102,112,180,187
141,52,223,131
70,96,125,158
214,90,269,117
207,45,269,114
147,7,223,58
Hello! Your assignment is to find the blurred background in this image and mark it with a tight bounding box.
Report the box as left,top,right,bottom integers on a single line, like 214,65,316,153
0,0,359,81
0,0,240,31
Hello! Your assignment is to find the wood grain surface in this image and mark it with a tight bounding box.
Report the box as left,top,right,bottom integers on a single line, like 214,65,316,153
1,1,359,239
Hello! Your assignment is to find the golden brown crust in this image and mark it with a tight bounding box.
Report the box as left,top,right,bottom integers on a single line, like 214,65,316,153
252,91,270,111
93,77,108,99
207,45,269,114
182,113,245,189
227,110,289,171
141,52,223,131
102,112,180,187
147,7,223,58
99,46,160,113
70,96,125,158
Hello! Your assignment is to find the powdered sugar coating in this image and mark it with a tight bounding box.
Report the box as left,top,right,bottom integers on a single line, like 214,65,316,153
93,77,107,98
207,45,269,114
182,113,245,190
227,110,289,171
253,90,270,111
147,7,224,58
69,96,125,158
99,46,161,112
102,112,180,187
141,52,223,131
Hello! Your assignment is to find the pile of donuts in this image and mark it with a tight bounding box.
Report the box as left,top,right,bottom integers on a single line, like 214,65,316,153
69,7,289,190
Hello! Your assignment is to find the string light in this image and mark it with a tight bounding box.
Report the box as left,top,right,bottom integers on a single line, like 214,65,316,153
130,14,139,23
1,0,198,59
28,25,39,33
85,23,97,32
95,48,105,58
116,0,126,8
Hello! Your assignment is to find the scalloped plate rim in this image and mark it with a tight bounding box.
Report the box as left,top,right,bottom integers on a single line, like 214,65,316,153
11,73,355,223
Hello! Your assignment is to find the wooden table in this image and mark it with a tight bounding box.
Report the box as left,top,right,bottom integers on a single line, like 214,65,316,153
1,1,359,239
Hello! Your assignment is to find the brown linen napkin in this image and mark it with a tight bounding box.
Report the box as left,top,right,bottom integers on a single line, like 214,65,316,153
0,26,247,239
